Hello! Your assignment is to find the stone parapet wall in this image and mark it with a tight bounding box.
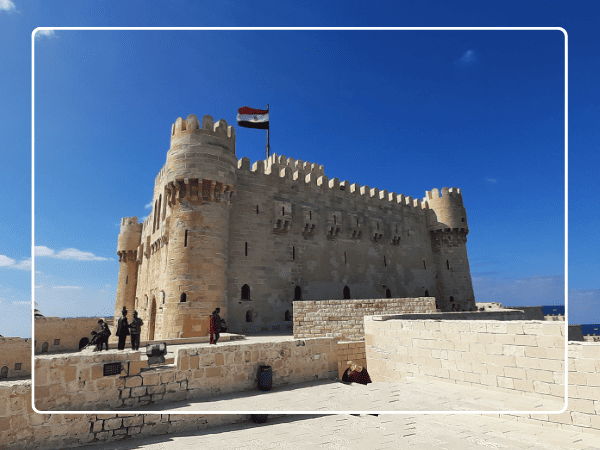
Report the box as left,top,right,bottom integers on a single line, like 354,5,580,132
34,317,113,354
337,340,366,379
34,337,338,411
293,298,437,341
365,318,565,401
0,378,255,450
0,338,31,379
497,342,600,436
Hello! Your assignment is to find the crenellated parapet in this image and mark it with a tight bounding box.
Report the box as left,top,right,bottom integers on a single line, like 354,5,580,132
170,114,236,143
424,187,468,234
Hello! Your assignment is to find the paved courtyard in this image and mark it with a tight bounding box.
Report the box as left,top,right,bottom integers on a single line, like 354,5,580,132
130,376,564,413
80,413,600,450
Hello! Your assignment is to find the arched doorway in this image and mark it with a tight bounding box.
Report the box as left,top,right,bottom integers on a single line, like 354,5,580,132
385,288,392,298
148,297,157,341
285,310,292,321
78,337,89,350
41,342,48,353
242,284,250,300
425,290,429,297
246,310,253,322
0,366,8,379
294,286,302,300
343,286,351,299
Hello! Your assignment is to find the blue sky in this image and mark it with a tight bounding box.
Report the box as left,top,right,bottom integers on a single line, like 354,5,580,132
0,1,598,339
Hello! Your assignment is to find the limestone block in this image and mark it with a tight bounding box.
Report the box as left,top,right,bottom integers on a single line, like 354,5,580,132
160,372,176,384
141,372,161,386
125,376,142,388
103,418,123,431
131,386,147,398
128,360,147,376
91,365,104,380
569,398,596,414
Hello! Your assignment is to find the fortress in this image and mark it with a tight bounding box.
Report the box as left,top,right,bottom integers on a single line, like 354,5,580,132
114,113,476,339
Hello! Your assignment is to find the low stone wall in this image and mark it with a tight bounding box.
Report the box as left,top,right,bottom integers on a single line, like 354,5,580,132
0,378,254,450
34,317,113,354
34,337,338,411
0,338,31,379
365,317,565,402
293,297,437,341
337,341,366,378
497,341,600,435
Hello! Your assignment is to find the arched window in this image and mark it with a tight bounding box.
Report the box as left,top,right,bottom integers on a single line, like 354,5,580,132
0,366,8,379
180,293,187,303
157,194,162,226
241,284,250,300
246,310,253,322
294,286,302,300
385,288,391,298
449,296,454,302
78,337,89,350
284,310,292,321
162,292,166,304
343,286,351,299
425,290,429,297
41,342,49,353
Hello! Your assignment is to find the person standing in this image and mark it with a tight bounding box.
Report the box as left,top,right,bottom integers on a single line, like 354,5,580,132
116,307,130,350
209,309,220,345
101,323,111,351
95,319,105,351
129,310,144,351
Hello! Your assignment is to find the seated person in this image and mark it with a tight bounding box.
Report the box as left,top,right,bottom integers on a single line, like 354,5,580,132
341,361,372,385
220,319,228,333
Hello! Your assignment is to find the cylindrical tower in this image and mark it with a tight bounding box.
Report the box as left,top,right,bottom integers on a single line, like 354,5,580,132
424,187,476,311
115,217,142,318
161,114,237,338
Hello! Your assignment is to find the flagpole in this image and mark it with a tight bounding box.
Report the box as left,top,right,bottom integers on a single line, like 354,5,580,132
266,104,270,159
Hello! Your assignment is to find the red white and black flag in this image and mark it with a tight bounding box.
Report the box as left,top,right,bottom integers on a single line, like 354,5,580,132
237,106,269,129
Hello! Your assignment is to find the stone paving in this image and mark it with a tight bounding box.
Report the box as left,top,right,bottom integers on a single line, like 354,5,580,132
79,413,600,450
130,376,564,413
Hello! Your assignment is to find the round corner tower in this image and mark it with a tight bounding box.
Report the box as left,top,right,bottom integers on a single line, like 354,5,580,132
115,216,143,318
160,114,237,338
424,187,476,311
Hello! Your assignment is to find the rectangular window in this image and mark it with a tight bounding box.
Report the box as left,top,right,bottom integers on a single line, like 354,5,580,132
54,339,60,346
257,205,259,214
384,256,386,267
185,230,188,247
15,363,21,370
282,206,285,216
309,211,311,220
344,252,347,264
245,242,248,256
125,276,128,284
292,246,295,260
447,260,450,270
423,260,426,270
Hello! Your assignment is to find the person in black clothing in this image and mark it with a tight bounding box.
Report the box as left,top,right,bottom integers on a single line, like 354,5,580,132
100,323,111,351
116,307,130,350
341,361,372,385
128,310,143,351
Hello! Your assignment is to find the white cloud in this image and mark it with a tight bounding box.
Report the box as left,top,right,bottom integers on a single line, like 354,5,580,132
0,255,16,267
35,29,56,39
145,202,153,209
52,286,83,289
35,246,109,261
486,178,497,184
0,0,15,12
0,255,31,270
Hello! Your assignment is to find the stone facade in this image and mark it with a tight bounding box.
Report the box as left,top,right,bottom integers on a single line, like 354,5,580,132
114,112,476,339
0,338,31,380
365,317,565,402
34,317,113,354
34,337,338,411
293,297,436,340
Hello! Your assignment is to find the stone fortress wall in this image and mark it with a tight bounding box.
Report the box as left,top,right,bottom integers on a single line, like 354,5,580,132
0,337,31,380
34,317,113,354
116,112,477,340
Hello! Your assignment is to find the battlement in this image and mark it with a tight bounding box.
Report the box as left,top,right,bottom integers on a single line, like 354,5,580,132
423,187,462,203
120,216,143,233
237,154,428,212
423,187,468,232
171,114,236,141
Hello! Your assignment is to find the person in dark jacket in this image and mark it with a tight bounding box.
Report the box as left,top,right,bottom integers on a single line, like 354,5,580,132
128,310,143,351
341,361,372,385
100,323,111,351
209,308,221,345
116,307,130,350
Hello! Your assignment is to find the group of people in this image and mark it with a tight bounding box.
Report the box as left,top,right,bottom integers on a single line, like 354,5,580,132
89,307,144,351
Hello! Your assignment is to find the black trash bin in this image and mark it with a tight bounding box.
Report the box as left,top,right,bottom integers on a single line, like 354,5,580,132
257,365,272,391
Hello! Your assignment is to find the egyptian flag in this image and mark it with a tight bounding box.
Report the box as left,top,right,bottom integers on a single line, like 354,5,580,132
237,106,269,129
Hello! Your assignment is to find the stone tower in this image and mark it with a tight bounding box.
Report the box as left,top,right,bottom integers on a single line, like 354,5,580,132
115,217,142,317
160,114,237,337
424,187,476,311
